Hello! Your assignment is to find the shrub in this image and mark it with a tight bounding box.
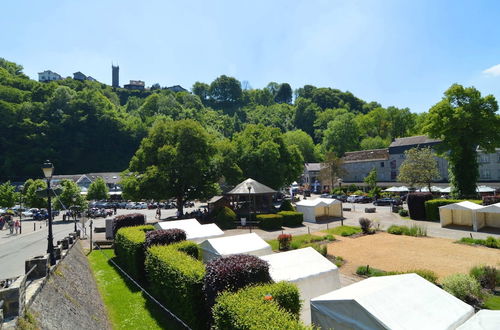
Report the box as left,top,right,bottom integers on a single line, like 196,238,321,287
484,236,499,248
383,269,439,285
425,199,482,221
203,254,272,308
277,233,292,250
303,243,327,256
469,265,500,291
112,213,146,238
114,225,154,280
145,245,206,329
279,199,295,211
212,282,307,330
172,240,200,260
257,214,283,230
407,193,433,220
387,225,407,235
215,206,236,229
483,195,500,205
356,265,385,277
277,211,303,227
442,273,483,305
358,217,372,234
144,228,186,248
399,209,409,217
458,236,500,249
406,224,427,237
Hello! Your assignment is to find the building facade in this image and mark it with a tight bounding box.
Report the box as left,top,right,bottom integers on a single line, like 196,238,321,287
124,80,145,90
38,70,62,82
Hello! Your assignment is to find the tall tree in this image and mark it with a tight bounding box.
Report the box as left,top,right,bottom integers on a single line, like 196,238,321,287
283,130,319,162
53,179,87,211
0,181,18,208
424,84,500,197
319,152,346,192
209,75,242,113
121,119,220,215
22,179,47,208
294,97,320,139
397,147,440,192
274,83,292,104
322,112,360,156
364,168,379,196
87,177,110,201
192,82,210,102
233,124,303,189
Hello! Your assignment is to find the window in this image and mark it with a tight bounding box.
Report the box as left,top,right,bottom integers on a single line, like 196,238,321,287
380,162,385,167
479,154,489,163
497,153,500,162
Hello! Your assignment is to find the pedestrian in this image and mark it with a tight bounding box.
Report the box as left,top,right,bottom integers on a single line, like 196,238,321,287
113,205,117,215
8,216,14,234
14,219,20,234
156,207,161,220
0,215,4,230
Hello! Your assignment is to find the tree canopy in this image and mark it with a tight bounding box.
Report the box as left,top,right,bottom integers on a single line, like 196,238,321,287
87,177,110,201
397,147,440,191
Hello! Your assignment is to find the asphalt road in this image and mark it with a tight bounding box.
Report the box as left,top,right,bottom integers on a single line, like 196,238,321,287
0,219,76,279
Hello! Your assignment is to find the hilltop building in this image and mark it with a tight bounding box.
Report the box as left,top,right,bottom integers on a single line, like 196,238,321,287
124,80,145,90
112,65,119,87
38,70,62,82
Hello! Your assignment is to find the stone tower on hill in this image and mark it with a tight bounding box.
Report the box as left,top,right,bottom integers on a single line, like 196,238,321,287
112,64,119,88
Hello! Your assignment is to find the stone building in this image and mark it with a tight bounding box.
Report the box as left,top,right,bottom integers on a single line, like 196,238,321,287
38,70,62,82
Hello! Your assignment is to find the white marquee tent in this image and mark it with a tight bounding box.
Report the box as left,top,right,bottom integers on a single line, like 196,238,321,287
457,310,500,330
199,233,273,263
310,274,474,330
383,186,409,192
439,201,484,229
155,219,224,243
296,198,342,223
475,203,500,231
260,247,341,324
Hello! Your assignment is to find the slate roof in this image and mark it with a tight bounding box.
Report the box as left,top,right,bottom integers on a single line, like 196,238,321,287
305,163,321,172
343,149,389,163
389,135,441,148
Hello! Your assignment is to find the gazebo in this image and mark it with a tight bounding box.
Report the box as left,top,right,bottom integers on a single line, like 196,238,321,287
225,178,277,217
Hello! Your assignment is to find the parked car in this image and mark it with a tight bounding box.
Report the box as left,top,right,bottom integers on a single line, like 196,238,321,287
22,208,38,217
135,202,148,209
332,195,348,202
346,195,359,203
373,198,402,206
126,202,136,209
355,196,372,203
320,193,333,199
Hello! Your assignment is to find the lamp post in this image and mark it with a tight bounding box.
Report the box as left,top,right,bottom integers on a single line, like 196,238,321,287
42,160,55,266
246,182,252,233
72,196,77,233
338,178,343,190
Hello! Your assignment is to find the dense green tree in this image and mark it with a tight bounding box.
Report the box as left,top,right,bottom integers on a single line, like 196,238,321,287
397,147,440,191
424,84,500,198
294,97,320,139
122,119,220,215
53,179,87,211
283,130,319,162
364,168,378,191
213,139,243,186
192,82,210,102
233,124,303,189
311,88,342,110
295,84,316,99
274,83,292,104
386,106,417,138
314,108,349,141
0,181,18,207
22,179,47,208
87,177,110,201
322,112,360,156
245,104,295,132
360,136,390,150
209,75,242,113
242,89,275,106
266,82,280,96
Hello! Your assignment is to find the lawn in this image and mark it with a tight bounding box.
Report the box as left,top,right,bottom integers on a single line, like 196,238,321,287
320,225,361,236
266,233,334,252
88,249,177,330
484,295,500,310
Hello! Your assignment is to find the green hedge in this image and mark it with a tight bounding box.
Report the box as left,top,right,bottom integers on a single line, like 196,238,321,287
278,211,303,227
425,199,482,221
114,225,155,280
279,199,295,211
257,214,283,230
145,244,206,329
172,240,200,259
215,206,236,229
212,282,309,330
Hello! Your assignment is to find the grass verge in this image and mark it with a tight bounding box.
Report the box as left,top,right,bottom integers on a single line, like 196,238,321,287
266,233,334,256
321,225,362,237
457,236,500,249
88,249,176,330
355,265,438,284
483,295,500,310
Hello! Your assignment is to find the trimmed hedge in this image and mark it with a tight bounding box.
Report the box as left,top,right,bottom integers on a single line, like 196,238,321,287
144,228,186,248
278,211,303,227
114,225,154,280
112,213,146,238
204,254,272,308
279,199,295,211
215,206,236,229
145,244,206,330
212,282,308,330
172,240,200,260
425,199,482,221
257,214,283,230
407,193,433,220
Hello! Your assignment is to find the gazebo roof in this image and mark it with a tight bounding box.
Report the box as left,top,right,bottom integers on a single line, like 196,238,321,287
226,178,277,195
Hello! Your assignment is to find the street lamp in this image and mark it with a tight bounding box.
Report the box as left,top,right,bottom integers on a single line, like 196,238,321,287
72,196,78,233
246,182,252,232
338,178,343,190
42,160,55,266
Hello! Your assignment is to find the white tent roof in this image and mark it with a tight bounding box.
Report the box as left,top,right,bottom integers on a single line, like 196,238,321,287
311,274,474,330
261,247,341,324
419,186,443,192
457,310,500,330
199,233,272,259
384,186,409,192
477,185,496,193
296,198,341,207
476,203,500,214
440,187,451,193
439,201,484,210
155,219,224,242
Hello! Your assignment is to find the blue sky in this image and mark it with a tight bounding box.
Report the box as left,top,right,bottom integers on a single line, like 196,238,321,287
2,0,500,113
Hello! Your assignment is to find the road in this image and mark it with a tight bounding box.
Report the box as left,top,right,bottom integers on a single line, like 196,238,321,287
0,219,76,279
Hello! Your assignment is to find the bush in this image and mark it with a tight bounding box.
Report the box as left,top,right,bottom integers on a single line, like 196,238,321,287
425,199,482,221
204,254,272,308
358,217,372,234
484,236,499,248
483,195,500,205
278,211,303,227
212,282,307,330
144,228,186,248
356,265,438,284
356,265,386,277
352,190,364,196
172,240,200,260
387,224,427,237
407,193,433,220
277,233,292,250
387,225,407,235
114,225,154,280
257,214,283,230
458,236,500,249
112,213,146,238
442,273,483,305
399,209,409,217
215,206,236,229
145,245,206,329
279,199,295,211
469,265,500,291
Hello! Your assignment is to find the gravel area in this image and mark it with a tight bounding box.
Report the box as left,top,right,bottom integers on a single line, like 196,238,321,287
328,232,500,280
